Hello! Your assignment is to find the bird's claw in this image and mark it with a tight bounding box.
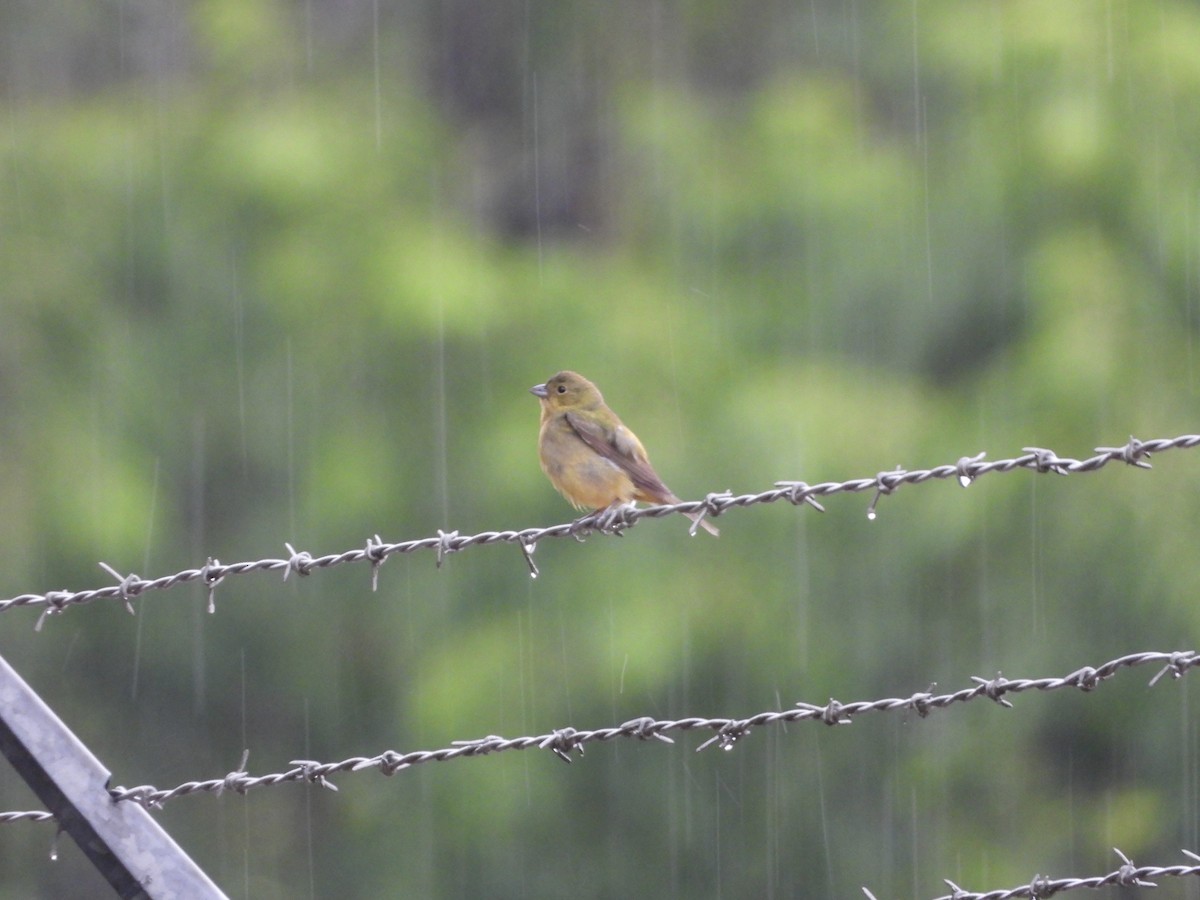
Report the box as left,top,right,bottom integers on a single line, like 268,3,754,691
590,502,636,535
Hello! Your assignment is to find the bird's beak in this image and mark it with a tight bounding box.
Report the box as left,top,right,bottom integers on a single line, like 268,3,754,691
529,383,548,398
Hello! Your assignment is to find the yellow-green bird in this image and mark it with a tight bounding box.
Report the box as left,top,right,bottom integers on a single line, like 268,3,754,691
530,370,719,536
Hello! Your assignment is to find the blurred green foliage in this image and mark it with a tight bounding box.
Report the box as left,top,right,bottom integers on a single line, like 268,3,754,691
1,1,1200,897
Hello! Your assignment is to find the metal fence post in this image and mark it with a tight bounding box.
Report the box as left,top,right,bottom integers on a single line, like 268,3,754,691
0,651,227,899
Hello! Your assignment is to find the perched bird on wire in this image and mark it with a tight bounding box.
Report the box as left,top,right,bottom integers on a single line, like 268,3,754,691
530,370,719,536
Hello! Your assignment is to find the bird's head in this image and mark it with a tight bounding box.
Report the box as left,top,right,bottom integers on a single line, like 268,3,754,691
529,370,604,412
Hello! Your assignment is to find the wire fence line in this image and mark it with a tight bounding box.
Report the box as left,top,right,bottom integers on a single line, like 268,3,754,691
0,810,55,825
1,434,1195,627
0,647,1163,811
862,848,1200,900
3,648,1196,895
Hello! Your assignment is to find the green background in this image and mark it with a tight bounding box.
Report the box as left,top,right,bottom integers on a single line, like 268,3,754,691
2,1,1199,896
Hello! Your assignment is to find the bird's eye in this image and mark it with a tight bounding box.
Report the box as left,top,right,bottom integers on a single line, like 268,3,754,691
556,384,567,394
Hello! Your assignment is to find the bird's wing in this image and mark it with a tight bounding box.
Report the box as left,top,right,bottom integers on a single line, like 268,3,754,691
564,411,675,501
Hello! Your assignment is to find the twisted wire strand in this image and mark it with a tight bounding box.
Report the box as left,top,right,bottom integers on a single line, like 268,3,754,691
6,651,1196,897
68,649,1193,807
3,434,1194,625
902,848,1200,899
0,810,55,824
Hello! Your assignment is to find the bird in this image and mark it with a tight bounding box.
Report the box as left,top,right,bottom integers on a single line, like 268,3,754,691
529,370,719,536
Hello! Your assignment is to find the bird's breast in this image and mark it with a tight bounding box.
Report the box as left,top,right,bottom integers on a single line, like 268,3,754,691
539,421,634,509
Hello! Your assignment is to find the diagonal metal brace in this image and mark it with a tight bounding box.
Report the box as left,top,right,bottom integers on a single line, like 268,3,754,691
0,651,226,899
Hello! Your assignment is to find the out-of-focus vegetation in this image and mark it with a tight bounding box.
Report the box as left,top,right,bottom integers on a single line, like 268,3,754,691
1,1,1199,896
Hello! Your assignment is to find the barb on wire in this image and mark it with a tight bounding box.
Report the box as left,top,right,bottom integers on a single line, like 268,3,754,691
1,434,1195,620
0,648,1161,813
878,847,1200,900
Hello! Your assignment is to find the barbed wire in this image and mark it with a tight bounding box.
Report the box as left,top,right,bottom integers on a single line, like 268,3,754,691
4,646,1196,889
0,810,55,825
860,848,1200,900
2,434,1195,627
2,648,1163,809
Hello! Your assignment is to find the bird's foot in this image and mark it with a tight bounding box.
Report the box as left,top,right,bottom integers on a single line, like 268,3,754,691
586,501,637,536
